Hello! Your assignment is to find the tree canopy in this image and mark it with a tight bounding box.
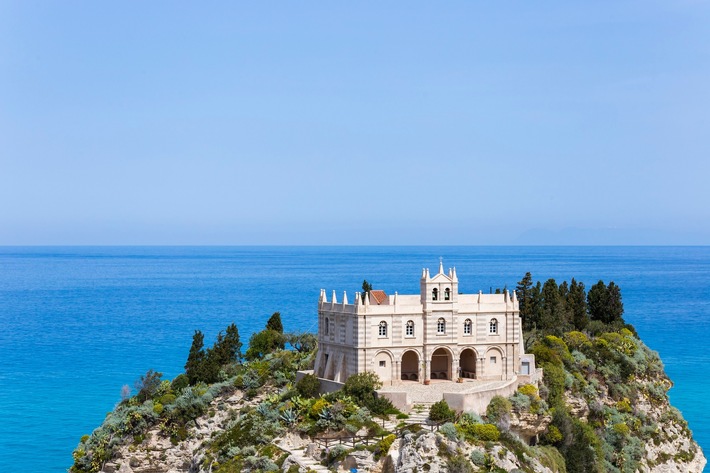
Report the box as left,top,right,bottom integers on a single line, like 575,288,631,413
516,273,628,339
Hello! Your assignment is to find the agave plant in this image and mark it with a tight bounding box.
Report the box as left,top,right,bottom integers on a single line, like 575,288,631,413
256,402,273,418
317,407,337,429
280,408,298,426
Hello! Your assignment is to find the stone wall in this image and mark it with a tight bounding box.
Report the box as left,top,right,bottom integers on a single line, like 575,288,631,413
443,377,521,415
296,370,344,394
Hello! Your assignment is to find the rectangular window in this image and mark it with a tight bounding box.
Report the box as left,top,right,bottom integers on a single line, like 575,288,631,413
379,360,386,367
490,356,497,364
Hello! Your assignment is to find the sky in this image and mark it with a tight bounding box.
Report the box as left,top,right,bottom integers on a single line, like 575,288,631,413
1,1,709,245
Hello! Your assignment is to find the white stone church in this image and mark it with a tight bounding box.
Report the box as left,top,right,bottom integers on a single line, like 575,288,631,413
314,263,536,385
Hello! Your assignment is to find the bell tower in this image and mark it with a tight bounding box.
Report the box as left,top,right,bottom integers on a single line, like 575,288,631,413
420,260,458,305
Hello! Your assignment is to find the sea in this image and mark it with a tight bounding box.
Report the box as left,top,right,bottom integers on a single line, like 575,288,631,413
0,246,708,472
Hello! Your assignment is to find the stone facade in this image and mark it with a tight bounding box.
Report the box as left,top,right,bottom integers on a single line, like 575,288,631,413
314,263,536,385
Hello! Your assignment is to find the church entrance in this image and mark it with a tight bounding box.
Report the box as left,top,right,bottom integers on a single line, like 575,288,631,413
459,348,477,379
430,348,452,380
401,350,420,381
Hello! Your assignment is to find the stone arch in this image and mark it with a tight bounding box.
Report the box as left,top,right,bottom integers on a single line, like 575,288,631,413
459,347,478,379
430,346,453,380
401,349,420,381
373,350,394,383
485,347,504,378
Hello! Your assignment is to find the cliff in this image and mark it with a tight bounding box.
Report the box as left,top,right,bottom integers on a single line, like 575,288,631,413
71,330,705,473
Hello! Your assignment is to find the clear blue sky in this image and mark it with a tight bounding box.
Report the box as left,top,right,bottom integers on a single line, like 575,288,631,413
2,2,709,245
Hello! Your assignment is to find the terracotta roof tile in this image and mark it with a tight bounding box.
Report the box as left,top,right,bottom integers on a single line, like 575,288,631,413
370,290,387,305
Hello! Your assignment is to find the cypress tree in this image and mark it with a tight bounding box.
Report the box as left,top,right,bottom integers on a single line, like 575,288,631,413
587,280,610,324
516,272,534,331
211,323,242,366
540,278,564,333
266,312,284,333
529,281,543,330
223,322,243,362
567,278,589,330
185,330,205,385
361,280,372,302
558,280,569,300
606,281,624,324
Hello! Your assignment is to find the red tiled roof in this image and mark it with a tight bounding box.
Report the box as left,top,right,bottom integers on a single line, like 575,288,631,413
370,290,387,305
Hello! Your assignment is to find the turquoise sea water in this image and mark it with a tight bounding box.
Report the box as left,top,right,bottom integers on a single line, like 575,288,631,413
0,246,708,472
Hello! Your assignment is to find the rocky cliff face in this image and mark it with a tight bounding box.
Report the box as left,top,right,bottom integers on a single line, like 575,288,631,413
92,378,705,473
98,390,249,473
74,331,705,473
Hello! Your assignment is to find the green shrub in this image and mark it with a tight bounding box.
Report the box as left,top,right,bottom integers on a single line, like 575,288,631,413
459,411,482,425
612,422,630,436
245,329,286,361
470,450,486,466
486,396,512,426
564,331,590,350
325,445,348,464
429,400,456,423
615,398,632,413
374,434,396,460
541,363,566,406
446,454,475,473
518,384,538,397
438,422,460,441
509,392,531,411
343,372,382,399
159,393,176,405
461,423,500,442
542,425,563,445
295,374,320,398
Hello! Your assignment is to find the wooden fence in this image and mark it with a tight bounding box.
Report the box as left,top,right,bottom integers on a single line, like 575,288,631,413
312,420,443,449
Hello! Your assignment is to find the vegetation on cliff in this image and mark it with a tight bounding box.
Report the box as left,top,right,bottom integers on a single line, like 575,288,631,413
71,277,704,473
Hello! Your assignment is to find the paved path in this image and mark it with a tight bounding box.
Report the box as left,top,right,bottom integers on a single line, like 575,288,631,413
379,379,510,404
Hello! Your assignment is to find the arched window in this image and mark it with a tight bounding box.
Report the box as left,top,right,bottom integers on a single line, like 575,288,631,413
405,320,414,337
464,318,472,335
444,288,451,300
432,288,438,301
324,317,329,335
379,321,388,337
489,318,498,334
437,318,446,334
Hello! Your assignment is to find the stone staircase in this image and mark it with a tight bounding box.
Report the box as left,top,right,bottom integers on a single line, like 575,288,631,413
276,443,330,473
274,404,438,473
381,402,433,432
